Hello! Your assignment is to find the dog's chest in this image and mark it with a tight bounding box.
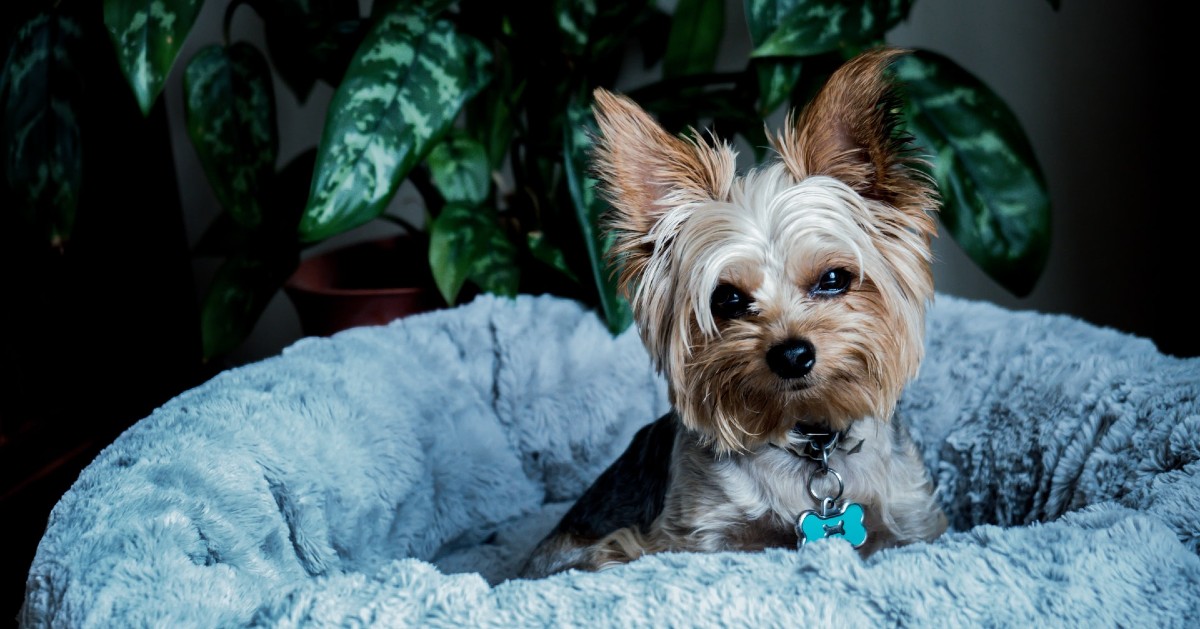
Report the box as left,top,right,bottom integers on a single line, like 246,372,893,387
667,421,902,552
716,448,828,522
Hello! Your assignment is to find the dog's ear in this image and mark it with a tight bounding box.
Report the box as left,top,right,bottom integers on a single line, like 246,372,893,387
590,88,736,293
591,88,734,226
774,47,930,210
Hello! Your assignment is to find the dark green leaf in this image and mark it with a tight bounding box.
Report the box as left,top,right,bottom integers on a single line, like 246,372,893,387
784,50,842,111
555,0,598,56
754,58,802,116
469,225,519,298
634,8,672,70
192,210,246,257
528,231,579,283
184,42,278,228
465,63,521,170
587,0,661,63
427,202,516,304
747,0,912,58
1,11,84,249
663,0,724,78
895,50,1051,296
477,87,515,171
564,98,632,334
744,0,793,46
427,203,475,304
262,146,317,232
249,0,363,102
427,133,490,205
200,247,297,359
632,84,766,159
192,148,315,257
299,5,493,242
103,0,203,116
371,0,456,20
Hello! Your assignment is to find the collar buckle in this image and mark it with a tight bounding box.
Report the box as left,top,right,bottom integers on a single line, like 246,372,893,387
792,425,846,463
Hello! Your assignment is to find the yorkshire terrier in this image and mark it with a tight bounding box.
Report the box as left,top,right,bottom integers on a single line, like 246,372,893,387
521,46,947,579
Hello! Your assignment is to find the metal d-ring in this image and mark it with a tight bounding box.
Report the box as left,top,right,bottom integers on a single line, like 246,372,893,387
807,466,844,503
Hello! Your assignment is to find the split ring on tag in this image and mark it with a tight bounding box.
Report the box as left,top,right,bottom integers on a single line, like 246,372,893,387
806,466,844,503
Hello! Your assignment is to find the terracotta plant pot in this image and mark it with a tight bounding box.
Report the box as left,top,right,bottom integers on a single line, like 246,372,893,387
283,234,446,337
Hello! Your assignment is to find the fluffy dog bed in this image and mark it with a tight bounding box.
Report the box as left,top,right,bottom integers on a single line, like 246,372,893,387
19,293,1200,627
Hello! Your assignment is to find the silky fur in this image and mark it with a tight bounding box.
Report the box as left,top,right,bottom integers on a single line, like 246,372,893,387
524,47,946,577
589,419,945,567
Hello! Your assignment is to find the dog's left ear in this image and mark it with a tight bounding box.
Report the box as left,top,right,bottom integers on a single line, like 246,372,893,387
774,47,931,210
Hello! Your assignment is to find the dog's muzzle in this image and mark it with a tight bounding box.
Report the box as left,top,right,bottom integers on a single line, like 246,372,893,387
766,338,816,379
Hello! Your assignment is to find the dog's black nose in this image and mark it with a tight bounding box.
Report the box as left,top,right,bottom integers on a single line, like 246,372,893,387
766,339,816,379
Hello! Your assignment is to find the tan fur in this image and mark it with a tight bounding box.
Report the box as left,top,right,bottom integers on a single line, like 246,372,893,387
527,46,946,577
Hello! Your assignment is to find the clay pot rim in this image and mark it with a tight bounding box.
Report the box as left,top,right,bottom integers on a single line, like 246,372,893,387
283,280,430,298
283,233,436,298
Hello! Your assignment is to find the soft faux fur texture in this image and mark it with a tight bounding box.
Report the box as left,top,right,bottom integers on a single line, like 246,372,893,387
19,293,1200,628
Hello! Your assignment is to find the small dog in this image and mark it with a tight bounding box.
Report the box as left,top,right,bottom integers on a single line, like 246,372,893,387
522,46,947,578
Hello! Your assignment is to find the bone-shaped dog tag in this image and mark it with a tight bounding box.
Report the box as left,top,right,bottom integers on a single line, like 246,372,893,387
796,502,867,548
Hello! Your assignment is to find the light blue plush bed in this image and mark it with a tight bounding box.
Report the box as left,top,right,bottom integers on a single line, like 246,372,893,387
19,293,1200,627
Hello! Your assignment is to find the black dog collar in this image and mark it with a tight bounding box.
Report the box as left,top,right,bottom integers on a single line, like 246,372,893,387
791,424,846,458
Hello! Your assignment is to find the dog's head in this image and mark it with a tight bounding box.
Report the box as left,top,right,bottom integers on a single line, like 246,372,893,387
592,47,938,454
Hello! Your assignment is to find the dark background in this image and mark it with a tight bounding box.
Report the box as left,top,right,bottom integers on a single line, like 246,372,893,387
2,0,1195,626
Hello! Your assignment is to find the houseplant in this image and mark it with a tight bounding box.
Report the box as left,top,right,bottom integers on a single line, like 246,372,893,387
6,0,1055,362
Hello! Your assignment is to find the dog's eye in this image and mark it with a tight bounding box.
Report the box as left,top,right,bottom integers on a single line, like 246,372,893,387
711,284,752,319
813,268,852,296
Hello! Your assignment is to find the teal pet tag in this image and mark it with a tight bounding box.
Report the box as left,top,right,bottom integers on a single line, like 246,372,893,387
796,502,867,548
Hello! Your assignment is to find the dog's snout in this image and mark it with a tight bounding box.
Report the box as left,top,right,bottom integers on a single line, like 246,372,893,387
766,339,816,379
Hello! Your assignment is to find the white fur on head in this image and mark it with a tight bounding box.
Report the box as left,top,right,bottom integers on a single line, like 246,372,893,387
593,47,938,454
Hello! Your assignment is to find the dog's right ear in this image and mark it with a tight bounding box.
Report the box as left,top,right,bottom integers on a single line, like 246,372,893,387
590,88,736,288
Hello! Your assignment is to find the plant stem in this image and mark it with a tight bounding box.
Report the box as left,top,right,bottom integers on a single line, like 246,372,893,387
378,214,423,237
406,165,444,220
221,0,248,46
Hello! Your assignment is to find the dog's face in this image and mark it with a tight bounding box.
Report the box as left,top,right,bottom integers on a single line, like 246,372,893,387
593,48,938,454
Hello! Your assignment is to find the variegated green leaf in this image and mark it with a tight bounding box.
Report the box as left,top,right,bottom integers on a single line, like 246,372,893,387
200,247,296,359
427,133,490,205
2,12,84,249
744,0,794,45
528,231,579,283
428,204,474,305
193,148,314,257
895,51,1051,296
564,99,632,334
370,0,456,20
184,42,277,228
469,224,519,298
300,6,493,242
104,0,204,116
663,0,724,78
746,0,912,57
427,202,516,304
754,58,802,116
555,0,598,55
